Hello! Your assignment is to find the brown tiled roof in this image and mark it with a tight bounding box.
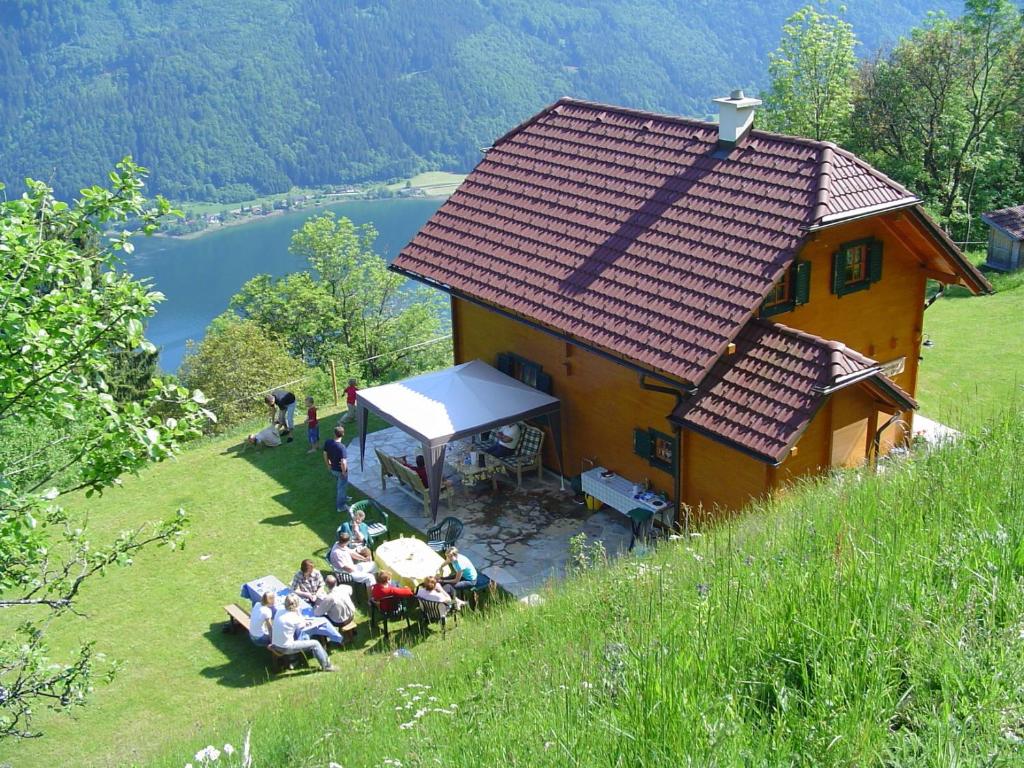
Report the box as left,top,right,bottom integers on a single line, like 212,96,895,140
982,204,1024,240
393,98,918,384
669,320,917,465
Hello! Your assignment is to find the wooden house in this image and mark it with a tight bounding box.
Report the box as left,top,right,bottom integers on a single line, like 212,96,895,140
981,204,1024,272
391,94,992,524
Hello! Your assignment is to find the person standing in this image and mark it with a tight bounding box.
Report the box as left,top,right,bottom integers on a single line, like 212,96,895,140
270,594,335,672
265,389,297,440
341,378,358,424
305,396,319,454
323,425,349,513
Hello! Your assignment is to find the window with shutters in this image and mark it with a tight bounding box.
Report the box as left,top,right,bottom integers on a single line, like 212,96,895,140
634,427,674,472
832,238,882,296
496,352,553,394
761,260,811,317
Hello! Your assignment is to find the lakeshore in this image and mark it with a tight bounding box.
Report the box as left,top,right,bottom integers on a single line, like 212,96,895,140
163,171,465,240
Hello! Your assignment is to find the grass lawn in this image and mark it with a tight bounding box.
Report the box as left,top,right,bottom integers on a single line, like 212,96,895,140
0,407,426,768
385,171,467,196
917,258,1024,428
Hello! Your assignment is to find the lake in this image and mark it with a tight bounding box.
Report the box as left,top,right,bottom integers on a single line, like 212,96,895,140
128,197,443,372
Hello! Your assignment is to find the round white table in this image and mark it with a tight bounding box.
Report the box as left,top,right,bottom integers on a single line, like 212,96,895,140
373,537,445,590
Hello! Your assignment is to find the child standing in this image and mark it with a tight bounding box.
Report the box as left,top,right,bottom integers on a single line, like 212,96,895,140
341,378,358,423
305,396,319,453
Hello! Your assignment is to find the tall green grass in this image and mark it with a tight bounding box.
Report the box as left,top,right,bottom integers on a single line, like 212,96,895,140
153,411,1024,767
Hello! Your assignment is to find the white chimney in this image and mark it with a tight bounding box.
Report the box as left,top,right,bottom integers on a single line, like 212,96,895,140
712,89,762,148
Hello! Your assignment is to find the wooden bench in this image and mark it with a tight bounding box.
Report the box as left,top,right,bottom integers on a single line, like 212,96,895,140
376,448,452,517
223,603,358,672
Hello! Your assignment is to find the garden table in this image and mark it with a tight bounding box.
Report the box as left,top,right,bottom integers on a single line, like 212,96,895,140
373,537,445,590
239,574,345,644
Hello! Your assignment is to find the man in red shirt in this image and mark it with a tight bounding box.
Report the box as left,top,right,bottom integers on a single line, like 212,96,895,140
341,378,358,424
370,570,413,613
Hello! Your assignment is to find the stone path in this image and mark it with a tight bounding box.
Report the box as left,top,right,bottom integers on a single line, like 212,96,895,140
347,427,632,597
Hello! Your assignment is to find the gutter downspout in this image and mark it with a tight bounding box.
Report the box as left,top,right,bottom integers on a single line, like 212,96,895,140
923,285,944,312
638,374,695,535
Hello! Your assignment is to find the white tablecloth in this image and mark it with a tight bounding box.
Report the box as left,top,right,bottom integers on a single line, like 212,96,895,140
373,537,445,589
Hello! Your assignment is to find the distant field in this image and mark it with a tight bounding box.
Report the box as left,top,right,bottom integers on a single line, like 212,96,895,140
917,252,1024,428
385,171,467,195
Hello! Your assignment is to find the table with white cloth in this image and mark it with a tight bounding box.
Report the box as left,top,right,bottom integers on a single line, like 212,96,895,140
239,574,345,644
373,537,445,590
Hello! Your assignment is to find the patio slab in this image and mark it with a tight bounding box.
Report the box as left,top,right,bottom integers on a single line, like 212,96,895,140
347,427,632,597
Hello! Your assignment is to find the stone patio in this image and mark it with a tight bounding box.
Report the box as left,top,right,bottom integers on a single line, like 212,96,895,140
348,427,632,597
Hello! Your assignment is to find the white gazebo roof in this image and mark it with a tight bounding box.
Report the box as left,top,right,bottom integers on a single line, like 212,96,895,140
356,359,559,447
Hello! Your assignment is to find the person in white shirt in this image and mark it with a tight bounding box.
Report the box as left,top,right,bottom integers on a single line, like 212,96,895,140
415,575,467,612
249,591,276,647
314,574,355,627
270,594,335,671
486,422,522,458
328,532,377,589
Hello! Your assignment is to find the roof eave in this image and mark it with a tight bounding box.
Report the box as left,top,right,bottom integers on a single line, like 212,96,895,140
907,207,994,295
803,197,920,231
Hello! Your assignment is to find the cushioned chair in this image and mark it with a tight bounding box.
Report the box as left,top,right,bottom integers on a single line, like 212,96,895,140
425,516,463,554
497,424,545,488
349,499,389,546
417,597,457,638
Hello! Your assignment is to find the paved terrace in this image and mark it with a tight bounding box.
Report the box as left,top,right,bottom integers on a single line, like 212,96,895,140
348,427,632,598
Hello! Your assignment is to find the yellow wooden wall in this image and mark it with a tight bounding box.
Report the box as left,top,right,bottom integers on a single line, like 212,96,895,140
778,215,926,444
454,298,680,494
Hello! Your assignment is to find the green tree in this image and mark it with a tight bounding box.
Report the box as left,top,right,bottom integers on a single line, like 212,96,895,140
850,0,1024,230
761,3,859,142
179,314,313,431
0,160,209,739
231,212,450,383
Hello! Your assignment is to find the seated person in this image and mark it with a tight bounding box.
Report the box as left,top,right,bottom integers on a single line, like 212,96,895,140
485,423,522,458
438,546,478,594
290,559,325,603
399,455,430,487
313,574,355,627
247,424,281,448
328,532,376,588
415,575,466,612
271,593,335,672
339,508,372,548
370,570,414,613
249,591,276,647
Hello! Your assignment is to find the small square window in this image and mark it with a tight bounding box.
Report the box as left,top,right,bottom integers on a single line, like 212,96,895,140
764,269,792,309
832,239,882,297
844,243,868,284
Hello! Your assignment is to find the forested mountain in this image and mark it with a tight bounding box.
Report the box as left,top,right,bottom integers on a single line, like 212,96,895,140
0,0,962,201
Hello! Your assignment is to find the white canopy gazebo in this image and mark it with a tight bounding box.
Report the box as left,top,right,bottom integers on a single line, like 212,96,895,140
357,360,563,520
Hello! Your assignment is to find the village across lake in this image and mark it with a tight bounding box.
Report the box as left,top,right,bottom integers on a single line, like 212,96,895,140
130,197,444,371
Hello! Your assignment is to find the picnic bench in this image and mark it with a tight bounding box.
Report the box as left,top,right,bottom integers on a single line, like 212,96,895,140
376,448,453,517
223,603,357,672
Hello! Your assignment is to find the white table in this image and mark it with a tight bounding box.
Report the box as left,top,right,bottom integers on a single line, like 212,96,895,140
580,466,668,517
374,537,445,590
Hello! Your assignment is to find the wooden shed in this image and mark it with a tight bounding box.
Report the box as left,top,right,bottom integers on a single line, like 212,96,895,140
981,204,1024,272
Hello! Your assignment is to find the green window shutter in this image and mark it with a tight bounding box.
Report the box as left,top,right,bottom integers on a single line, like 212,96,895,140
794,260,812,305
831,250,848,296
536,371,553,394
868,240,883,283
633,427,652,459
